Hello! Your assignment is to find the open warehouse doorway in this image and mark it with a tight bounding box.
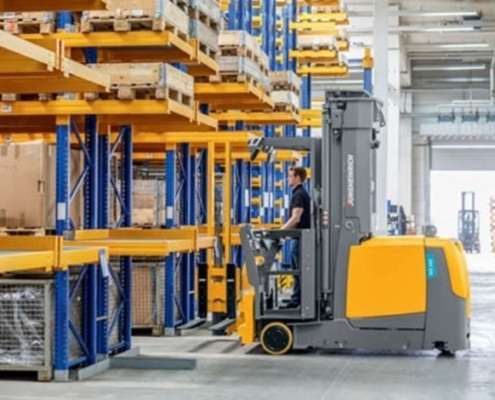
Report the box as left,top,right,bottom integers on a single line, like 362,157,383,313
426,141,495,354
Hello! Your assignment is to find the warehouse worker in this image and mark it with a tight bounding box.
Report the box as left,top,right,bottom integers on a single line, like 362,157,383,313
281,166,311,308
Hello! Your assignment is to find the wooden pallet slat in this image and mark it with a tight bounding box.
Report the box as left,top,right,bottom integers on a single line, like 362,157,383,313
189,19,219,59
81,0,190,40
86,62,194,106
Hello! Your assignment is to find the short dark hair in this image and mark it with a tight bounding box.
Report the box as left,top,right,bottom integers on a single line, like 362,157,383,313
289,166,307,183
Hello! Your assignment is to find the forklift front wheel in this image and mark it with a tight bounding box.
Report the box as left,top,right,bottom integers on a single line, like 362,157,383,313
260,322,293,356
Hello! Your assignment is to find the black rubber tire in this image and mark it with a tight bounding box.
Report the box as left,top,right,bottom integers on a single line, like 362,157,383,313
260,322,293,356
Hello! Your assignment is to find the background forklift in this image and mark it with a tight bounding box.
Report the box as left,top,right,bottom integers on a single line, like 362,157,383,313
457,191,480,254
238,91,471,355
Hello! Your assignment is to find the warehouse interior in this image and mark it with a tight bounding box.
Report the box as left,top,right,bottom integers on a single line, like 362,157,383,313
0,0,495,398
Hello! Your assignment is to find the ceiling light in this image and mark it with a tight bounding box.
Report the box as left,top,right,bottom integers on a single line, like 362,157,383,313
393,26,476,33
423,26,475,33
413,64,486,72
438,43,489,49
419,11,479,18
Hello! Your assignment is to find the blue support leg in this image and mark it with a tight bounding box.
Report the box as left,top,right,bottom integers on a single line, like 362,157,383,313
165,149,176,334
54,270,70,380
98,134,110,228
120,126,133,350
84,115,98,363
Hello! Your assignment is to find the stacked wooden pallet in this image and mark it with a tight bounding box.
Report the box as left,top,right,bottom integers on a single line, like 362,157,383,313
0,12,55,34
86,62,194,105
269,71,301,114
297,35,337,51
80,0,190,39
188,0,222,58
213,30,271,93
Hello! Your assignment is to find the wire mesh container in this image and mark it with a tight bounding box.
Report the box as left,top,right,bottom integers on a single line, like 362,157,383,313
0,279,52,380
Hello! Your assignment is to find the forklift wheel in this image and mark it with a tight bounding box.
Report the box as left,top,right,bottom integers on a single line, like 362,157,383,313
260,322,293,356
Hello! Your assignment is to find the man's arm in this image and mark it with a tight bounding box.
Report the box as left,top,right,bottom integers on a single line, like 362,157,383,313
281,207,304,230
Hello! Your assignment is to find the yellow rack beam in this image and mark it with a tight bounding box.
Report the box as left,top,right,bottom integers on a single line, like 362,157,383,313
297,65,348,77
195,83,274,110
290,49,339,63
22,31,197,65
68,228,214,256
0,99,193,117
297,29,340,36
291,21,348,31
0,0,107,11
298,0,340,5
300,109,323,128
0,30,109,94
298,12,349,24
215,111,301,125
0,236,107,273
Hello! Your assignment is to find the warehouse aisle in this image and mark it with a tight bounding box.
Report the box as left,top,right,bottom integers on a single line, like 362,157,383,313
0,254,494,400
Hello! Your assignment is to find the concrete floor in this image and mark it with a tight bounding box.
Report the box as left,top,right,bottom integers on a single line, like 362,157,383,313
1,254,495,400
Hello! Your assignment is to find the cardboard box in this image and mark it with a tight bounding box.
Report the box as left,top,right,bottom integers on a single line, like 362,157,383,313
0,142,83,229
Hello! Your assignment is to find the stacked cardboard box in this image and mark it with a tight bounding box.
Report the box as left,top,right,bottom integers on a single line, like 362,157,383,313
0,142,83,229
132,179,166,226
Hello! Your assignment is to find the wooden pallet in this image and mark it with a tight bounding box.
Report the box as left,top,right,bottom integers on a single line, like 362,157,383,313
86,85,193,105
297,35,337,50
270,71,302,95
190,8,221,32
218,31,270,71
190,19,219,57
80,16,188,40
0,19,54,34
81,0,189,39
1,94,53,102
274,103,300,114
272,83,301,96
86,63,194,105
0,228,46,237
219,47,269,74
272,90,300,110
209,73,269,93
188,0,222,27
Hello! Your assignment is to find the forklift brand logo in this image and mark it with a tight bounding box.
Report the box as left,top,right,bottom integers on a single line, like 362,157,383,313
346,154,355,207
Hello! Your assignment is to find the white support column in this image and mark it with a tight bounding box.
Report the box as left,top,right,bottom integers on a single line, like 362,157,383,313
387,42,401,204
399,116,412,214
412,136,431,233
373,0,389,233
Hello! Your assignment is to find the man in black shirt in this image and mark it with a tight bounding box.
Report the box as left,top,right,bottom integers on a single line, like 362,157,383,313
281,166,311,308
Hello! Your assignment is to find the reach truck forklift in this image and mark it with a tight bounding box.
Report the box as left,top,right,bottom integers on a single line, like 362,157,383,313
458,191,480,254
238,91,471,355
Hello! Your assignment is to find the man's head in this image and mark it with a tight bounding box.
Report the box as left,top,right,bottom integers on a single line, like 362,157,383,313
288,166,307,189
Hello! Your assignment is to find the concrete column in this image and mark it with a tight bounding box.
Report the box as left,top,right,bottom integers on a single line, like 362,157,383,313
412,136,431,232
387,42,401,205
399,116,412,214
373,0,389,233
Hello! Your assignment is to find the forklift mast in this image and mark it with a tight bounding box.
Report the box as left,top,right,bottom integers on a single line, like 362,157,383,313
321,91,385,318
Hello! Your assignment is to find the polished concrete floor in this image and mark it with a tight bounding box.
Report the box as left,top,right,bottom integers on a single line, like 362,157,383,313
1,254,494,400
